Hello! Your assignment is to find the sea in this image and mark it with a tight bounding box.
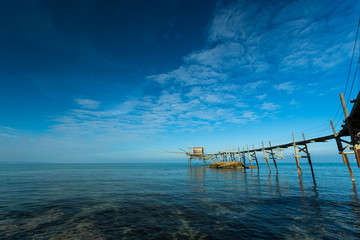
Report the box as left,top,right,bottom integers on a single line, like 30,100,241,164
1,162,360,239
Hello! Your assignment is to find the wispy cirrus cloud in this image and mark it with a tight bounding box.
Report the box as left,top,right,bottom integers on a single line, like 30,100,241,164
146,0,358,131
74,98,101,109
50,0,358,141
273,81,296,94
260,102,279,111
51,90,260,139
47,0,359,141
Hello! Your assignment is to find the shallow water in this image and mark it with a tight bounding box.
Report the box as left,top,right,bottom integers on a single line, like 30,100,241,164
1,162,360,239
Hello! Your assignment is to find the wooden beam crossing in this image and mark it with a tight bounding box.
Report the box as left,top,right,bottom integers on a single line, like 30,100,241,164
160,91,360,184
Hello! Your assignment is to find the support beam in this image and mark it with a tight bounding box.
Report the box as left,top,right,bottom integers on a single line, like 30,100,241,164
242,147,246,166
340,93,349,118
246,145,253,166
233,145,236,162
269,141,278,173
331,118,356,181
252,144,259,168
262,141,271,172
292,132,303,175
355,144,360,167
238,147,242,164
302,133,316,184
228,146,232,162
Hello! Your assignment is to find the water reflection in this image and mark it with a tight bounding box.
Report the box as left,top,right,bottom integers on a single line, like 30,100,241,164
186,166,285,198
2,163,360,239
298,174,305,195
275,173,281,197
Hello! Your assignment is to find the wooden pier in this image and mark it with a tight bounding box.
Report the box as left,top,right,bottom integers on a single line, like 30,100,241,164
182,90,360,183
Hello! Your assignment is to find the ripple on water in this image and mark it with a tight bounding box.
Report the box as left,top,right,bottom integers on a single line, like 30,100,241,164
0,163,360,239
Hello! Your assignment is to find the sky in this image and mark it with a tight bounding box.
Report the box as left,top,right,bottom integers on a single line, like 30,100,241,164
0,0,359,163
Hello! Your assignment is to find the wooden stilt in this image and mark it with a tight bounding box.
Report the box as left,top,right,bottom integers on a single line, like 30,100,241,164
334,93,358,179
337,139,356,181
228,146,231,161
243,147,246,166
330,120,347,164
292,132,303,175
345,154,355,182
233,145,236,162
262,141,271,172
228,147,231,162
340,93,349,118
246,145,253,166
238,147,242,164
303,133,316,184
355,144,360,168
252,144,259,168
269,141,278,173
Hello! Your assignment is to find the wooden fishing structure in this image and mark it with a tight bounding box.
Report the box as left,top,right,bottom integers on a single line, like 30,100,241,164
160,91,360,183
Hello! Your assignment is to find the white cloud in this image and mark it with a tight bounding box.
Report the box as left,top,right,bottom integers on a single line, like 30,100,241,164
185,86,236,104
184,42,246,70
260,102,279,111
273,81,296,94
74,98,100,109
242,81,266,94
50,88,264,140
256,94,267,100
289,100,298,106
148,65,223,86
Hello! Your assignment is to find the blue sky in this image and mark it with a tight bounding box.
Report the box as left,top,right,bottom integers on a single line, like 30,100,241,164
0,0,359,163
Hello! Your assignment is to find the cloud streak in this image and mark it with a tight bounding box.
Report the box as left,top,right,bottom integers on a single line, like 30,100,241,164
75,98,101,109
49,0,359,141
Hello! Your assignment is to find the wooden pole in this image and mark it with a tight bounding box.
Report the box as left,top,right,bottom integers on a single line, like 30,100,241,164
243,147,246,166
228,146,231,162
303,133,316,183
292,132,303,175
247,144,253,166
330,120,337,136
238,147,242,164
345,154,355,182
222,149,224,162
252,144,259,168
331,120,347,164
334,93,357,179
212,149,214,162
340,93,349,118
269,141,278,173
233,145,236,162
228,146,231,161
355,144,360,168
262,141,271,172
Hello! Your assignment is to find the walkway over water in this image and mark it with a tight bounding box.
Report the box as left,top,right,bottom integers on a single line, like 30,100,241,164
183,91,360,184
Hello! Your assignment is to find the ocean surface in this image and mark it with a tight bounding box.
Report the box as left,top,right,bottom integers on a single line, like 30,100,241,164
1,162,360,239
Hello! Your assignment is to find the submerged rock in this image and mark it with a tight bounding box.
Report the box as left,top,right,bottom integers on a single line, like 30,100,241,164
208,161,246,169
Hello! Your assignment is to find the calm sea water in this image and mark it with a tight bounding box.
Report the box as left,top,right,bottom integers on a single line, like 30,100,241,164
1,162,360,239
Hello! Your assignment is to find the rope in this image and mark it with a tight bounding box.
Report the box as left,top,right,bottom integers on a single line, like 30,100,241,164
344,19,360,98
333,19,360,128
346,56,360,105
